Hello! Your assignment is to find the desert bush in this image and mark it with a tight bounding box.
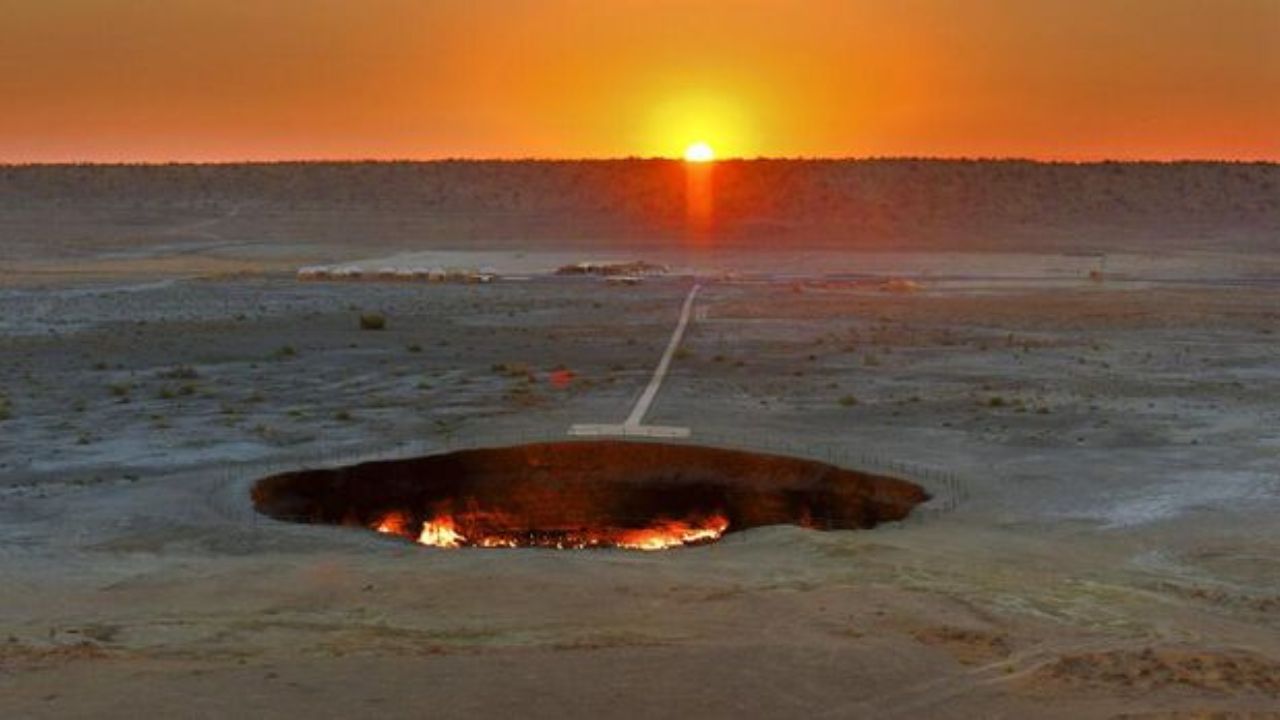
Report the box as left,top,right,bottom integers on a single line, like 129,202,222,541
839,394,859,407
252,423,277,440
334,409,353,421
359,313,387,331
275,345,297,358
160,365,200,380
504,384,543,408
492,362,531,377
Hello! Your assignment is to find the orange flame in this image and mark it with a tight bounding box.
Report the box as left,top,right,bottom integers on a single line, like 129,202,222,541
614,516,730,551
373,511,411,536
418,516,466,548
369,510,729,551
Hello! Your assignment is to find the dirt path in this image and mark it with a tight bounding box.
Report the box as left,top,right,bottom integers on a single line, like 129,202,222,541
571,282,701,437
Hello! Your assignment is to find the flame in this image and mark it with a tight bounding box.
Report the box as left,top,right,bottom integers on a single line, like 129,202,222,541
370,510,729,550
614,516,730,551
373,511,411,536
418,516,466,548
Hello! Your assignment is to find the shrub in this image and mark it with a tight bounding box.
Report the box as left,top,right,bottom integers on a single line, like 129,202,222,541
492,362,531,378
839,394,859,407
275,345,297,358
504,385,543,408
160,365,200,380
359,313,387,331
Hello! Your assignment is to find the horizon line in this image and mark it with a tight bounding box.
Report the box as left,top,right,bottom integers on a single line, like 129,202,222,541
2,154,1278,168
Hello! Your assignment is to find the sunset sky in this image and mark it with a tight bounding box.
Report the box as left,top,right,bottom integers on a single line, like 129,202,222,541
1,0,1277,163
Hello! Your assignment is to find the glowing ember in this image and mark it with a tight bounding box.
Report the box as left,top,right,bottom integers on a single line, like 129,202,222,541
373,511,411,536
370,510,729,551
614,516,730,551
418,516,466,548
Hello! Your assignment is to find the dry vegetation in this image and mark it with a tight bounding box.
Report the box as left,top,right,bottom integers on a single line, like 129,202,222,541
358,313,386,331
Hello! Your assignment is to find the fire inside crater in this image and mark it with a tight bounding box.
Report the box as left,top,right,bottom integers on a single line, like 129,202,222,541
251,441,929,551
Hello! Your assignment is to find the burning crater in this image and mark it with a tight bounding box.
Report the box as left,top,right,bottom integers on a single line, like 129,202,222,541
251,441,930,551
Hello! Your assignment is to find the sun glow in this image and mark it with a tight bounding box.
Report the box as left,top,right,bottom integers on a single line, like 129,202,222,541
684,141,715,163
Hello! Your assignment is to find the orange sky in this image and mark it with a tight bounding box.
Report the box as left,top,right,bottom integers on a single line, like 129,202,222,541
1,0,1277,162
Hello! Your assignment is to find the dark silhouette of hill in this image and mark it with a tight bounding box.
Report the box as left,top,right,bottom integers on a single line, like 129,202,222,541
1,159,1276,260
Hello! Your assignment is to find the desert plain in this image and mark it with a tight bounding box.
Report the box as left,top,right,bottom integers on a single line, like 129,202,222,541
1,160,1278,718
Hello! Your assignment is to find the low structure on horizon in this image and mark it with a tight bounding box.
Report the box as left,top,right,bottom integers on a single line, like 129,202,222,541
555,260,669,277
297,265,497,284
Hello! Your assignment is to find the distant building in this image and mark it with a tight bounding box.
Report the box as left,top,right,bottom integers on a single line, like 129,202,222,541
555,260,669,277
291,264,498,284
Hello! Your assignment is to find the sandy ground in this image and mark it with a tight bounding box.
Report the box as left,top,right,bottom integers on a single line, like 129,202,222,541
2,239,1279,718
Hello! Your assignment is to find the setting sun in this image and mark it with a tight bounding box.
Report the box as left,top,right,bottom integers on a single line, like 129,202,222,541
684,142,715,163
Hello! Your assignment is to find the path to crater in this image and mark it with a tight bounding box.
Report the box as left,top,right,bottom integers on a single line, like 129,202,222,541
570,282,702,438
